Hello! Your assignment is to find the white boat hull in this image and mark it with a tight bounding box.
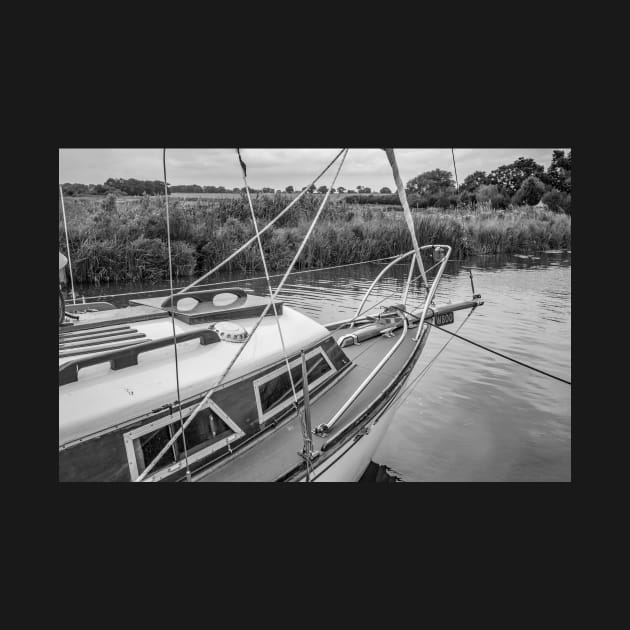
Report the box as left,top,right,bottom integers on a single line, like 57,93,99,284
308,399,397,482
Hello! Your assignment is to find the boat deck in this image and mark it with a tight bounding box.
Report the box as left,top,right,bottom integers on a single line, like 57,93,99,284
60,305,168,332
194,326,421,482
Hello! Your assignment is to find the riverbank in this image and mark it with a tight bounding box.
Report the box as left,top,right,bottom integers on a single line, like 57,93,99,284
59,194,571,284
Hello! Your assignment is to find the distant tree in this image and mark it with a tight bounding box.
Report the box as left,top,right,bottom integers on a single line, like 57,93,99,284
379,186,392,194
541,189,571,214
330,187,336,193
232,187,240,193
362,187,372,194
337,186,346,194
262,187,274,193
487,158,544,197
406,169,455,196
285,185,294,193
544,150,571,193
460,171,488,193
173,184,203,193
512,176,546,206
61,183,90,196
317,185,328,194
475,184,509,208
346,189,356,194
308,184,316,193
102,177,166,196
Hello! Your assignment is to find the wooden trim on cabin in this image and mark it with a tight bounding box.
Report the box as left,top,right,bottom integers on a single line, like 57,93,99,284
123,398,245,482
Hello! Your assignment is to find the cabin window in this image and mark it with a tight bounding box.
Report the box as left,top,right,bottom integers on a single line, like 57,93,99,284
253,347,336,423
123,399,245,481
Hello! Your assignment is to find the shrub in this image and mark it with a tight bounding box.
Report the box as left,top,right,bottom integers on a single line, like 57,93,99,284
475,184,510,209
512,176,546,206
541,189,571,214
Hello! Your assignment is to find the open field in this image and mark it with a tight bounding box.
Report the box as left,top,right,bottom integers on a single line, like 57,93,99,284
59,194,571,285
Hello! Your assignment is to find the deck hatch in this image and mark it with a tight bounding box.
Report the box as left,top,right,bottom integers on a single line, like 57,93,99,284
130,287,283,325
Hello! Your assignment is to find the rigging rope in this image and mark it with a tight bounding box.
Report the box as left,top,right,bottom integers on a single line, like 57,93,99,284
59,185,76,305
67,255,405,302
237,148,299,405
135,149,349,482
163,149,191,481
173,149,347,297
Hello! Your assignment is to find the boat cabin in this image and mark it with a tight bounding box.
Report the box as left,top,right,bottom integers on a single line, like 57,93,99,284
59,288,351,482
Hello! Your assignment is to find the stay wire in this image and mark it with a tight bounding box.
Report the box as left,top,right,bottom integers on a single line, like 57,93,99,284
163,149,191,481
134,149,349,482
68,255,405,302
237,148,299,405
59,184,76,304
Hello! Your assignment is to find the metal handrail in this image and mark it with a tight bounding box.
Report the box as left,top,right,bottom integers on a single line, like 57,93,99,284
315,244,452,436
333,244,451,332
350,250,415,327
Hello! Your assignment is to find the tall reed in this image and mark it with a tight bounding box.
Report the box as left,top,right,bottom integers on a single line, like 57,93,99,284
59,194,571,284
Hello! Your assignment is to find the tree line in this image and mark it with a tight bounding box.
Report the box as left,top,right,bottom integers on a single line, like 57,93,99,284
60,150,571,213
346,151,571,213
60,181,390,196
61,178,167,197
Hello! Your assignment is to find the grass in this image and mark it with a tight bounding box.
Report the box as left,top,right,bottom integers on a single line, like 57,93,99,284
59,194,571,285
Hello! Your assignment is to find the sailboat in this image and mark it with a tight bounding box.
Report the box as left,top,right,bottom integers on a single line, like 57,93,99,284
58,149,483,482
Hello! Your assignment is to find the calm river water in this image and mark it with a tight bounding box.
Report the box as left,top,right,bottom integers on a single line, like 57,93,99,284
72,251,571,482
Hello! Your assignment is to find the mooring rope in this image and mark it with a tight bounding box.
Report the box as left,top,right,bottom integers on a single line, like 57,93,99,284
397,307,476,405
426,322,572,385
392,299,570,387
393,302,570,386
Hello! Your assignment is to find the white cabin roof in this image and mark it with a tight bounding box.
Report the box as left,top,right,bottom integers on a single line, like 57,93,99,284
59,306,330,446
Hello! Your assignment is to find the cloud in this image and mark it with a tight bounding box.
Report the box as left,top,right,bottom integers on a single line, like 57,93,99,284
59,148,568,190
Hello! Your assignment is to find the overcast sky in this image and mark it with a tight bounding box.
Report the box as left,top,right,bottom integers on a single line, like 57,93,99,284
59,148,568,190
